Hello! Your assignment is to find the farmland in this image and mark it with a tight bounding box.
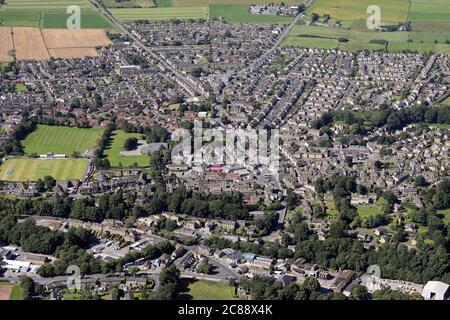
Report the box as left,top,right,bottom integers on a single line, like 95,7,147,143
0,27,14,62
110,6,210,21
22,125,105,156
307,0,410,23
408,2,450,21
284,25,450,53
0,0,113,28
102,0,155,8
210,4,294,23
103,130,151,167
157,0,302,6
0,158,88,181
0,27,112,61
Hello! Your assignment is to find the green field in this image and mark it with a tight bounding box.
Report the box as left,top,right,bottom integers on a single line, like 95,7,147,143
165,0,302,6
0,11,41,27
178,280,238,300
0,281,23,300
22,125,105,156
102,0,155,8
110,6,210,21
307,0,410,23
0,0,112,28
40,12,114,28
408,3,450,21
210,4,294,23
437,208,450,224
0,158,88,181
284,25,450,52
104,130,151,167
441,97,450,107
357,205,382,218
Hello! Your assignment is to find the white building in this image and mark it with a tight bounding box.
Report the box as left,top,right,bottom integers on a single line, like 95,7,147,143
422,281,450,300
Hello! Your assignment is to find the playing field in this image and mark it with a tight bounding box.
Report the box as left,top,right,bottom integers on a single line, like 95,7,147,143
104,130,151,167
307,0,410,23
178,280,238,300
0,27,14,62
0,158,88,181
283,36,339,49
0,282,23,300
210,4,294,23
22,125,105,155
110,6,210,21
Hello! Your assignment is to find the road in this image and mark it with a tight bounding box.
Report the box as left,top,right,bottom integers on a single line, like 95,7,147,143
240,0,316,76
89,0,206,98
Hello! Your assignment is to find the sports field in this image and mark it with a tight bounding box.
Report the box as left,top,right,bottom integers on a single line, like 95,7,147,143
110,6,210,21
22,125,105,155
178,280,238,300
0,158,88,181
210,4,294,23
0,282,23,300
104,130,151,167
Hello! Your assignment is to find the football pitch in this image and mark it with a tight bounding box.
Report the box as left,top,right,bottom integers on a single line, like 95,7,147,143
0,158,88,181
22,125,105,156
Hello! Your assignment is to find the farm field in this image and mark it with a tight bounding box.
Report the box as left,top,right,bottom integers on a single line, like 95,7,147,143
0,0,113,28
408,2,450,21
104,130,151,167
284,25,450,52
441,97,450,106
13,27,50,60
41,29,111,48
0,158,88,181
172,0,302,5
307,0,410,23
40,12,114,28
0,27,112,61
178,280,238,300
110,6,210,21
210,4,293,23
0,27,14,62
283,36,338,49
22,125,105,155
102,0,155,8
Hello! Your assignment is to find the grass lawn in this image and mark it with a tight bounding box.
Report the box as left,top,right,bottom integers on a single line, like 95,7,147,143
110,6,210,21
0,158,88,181
441,96,450,107
178,280,238,300
14,83,27,92
437,208,450,224
22,125,105,156
0,281,23,300
357,205,382,218
307,0,410,23
210,4,293,23
104,130,151,167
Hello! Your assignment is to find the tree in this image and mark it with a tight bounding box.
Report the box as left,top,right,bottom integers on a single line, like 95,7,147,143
351,284,368,300
20,276,35,300
196,258,213,274
123,137,138,151
43,175,56,190
310,12,319,22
